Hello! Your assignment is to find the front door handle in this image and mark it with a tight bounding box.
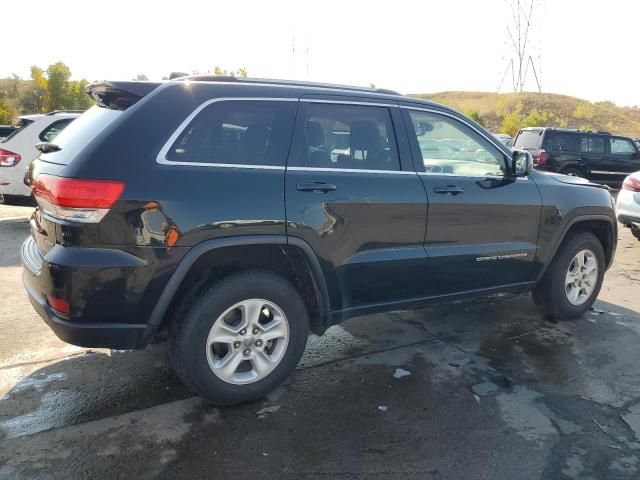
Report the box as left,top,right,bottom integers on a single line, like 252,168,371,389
433,185,464,195
296,182,337,193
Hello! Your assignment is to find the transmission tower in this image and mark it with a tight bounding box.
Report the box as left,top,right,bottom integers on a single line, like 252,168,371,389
498,0,543,93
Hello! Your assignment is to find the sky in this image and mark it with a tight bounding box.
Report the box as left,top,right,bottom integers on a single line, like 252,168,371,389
3,0,639,106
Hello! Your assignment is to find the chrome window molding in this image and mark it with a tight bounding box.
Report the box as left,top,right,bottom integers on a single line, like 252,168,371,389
156,97,297,169
287,166,415,175
300,99,397,107
417,172,529,181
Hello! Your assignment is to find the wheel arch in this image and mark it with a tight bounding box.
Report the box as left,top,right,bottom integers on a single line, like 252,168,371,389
537,215,616,283
142,235,331,344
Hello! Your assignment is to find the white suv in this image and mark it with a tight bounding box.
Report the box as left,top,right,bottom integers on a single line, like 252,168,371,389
0,111,81,201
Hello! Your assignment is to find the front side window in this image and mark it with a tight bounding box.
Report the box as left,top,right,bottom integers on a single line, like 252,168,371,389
610,138,636,156
297,103,400,171
166,100,296,166
407,110,505,177
39,118,74,142
580,136,605,154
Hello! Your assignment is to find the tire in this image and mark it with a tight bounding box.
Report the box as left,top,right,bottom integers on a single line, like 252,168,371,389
169,270,309,405
631,225,640,242
562,167,586,178
532,231,605,320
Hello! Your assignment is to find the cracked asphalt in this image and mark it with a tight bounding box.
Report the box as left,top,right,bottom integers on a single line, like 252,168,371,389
1,204,640,479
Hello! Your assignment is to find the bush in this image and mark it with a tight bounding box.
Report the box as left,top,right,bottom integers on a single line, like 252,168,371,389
464,109,485,127
523,109,548,128
500,110,524,137
573,102,594,120
0,100,12,124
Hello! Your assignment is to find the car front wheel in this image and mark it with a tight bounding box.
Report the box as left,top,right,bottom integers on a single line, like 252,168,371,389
532,231,605,320
170,271,309,405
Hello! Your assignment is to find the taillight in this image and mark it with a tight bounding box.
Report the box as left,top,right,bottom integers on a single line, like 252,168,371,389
0,148,21,167
32,174,125,223
47,295,70,315
622,175,640,193
535,149,548,165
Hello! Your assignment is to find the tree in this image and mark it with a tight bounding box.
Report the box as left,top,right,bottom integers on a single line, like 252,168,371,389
573,102,594,120
500,110,524,137
66,80,93,110
47,62,72,110
0,100,12,124
29,66,49,112
134,74,149,81
523,109,547,127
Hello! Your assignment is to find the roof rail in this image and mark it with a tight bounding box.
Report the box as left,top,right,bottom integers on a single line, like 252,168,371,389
173,75,402,96
45,110,86,115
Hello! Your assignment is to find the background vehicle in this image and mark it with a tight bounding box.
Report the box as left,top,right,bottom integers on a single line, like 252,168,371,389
492,133,513,148
22,78,617,405
513,127,640,187
0,111,80,201
616,171,640,240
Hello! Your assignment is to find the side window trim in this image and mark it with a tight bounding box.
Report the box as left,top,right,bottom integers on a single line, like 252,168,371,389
156,97,298,170
286,98,409,174
39,118,73,142
400,106,511,177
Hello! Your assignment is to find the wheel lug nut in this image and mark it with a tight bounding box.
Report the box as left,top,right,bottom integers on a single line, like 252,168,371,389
243,349,251,356
252,328,259,335
240,329,247,335
234,341,241,348
255,339,263,347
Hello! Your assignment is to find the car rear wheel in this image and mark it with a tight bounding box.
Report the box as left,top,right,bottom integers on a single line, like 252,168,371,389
532,231,605,320
631,225,640,241
170,271,309,405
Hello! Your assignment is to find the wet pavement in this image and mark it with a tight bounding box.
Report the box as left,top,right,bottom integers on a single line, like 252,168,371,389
1,204,640,479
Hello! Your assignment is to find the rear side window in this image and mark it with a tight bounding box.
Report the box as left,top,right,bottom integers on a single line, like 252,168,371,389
165,100,297,167
610,138,636,155
293,102,400,171
545,132,578,152
39,118,74,142
513,130,542,149
580,136,605,154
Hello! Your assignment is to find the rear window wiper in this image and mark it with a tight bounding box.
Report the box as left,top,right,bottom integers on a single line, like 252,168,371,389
35,142,61,153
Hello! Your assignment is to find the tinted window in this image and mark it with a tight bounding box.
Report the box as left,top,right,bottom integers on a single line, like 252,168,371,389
407,110,505,177
296,103,400,171
546,132,578,152
514,130,542,149
1,118,34,143
610,138,636,155
166,100,296,166
39,107,122,165
39,118,74,142
580,136,605,154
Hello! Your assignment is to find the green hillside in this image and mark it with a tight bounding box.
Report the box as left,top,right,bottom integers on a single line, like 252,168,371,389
409,91,640,138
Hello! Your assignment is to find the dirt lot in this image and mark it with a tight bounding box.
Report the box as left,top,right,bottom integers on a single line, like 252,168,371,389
1,203,640,479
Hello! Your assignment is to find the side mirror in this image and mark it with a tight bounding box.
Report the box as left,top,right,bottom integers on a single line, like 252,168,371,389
511,150,533,176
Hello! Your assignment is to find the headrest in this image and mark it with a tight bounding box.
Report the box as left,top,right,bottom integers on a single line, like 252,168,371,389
350,120,384,151
242,124,270,152
306,121,325,147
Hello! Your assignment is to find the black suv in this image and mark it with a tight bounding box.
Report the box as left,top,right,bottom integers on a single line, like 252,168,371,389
22,77,617,405
514,127,640,187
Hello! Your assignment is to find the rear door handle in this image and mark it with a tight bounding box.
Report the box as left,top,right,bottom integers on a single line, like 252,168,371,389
296,182,337,193
433,185,464,195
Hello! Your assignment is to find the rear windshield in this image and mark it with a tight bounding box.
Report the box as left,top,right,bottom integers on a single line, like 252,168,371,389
1,118,35,142
39,106,121,165
513,130,543,149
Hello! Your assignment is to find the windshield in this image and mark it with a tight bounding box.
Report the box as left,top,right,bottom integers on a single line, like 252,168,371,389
514,130,543,149
39,106,122,165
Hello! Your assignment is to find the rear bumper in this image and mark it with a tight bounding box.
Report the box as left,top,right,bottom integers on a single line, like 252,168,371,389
23,270,153,349
0,165,31,196
20,236,164,349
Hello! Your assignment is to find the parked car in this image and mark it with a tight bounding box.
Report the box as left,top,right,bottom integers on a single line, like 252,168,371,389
0,125,18,140
22,77,617,405
0,111,81,201
513,127,640,187
616,171,640,241
492,133,514,148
